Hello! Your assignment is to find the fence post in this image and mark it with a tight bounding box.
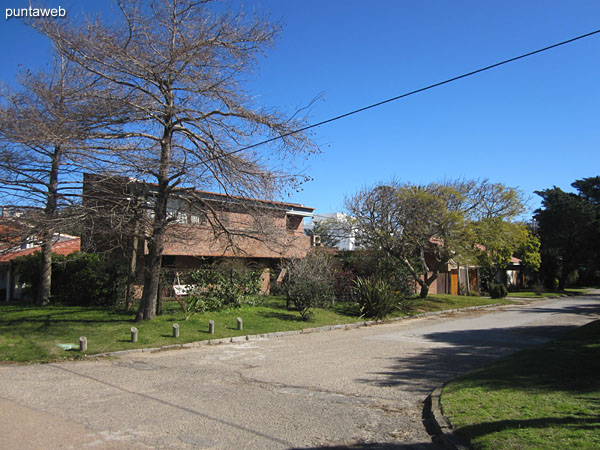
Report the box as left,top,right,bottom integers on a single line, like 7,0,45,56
173,323,179,338
208,320,214,334
237,317,243,331
131,326,138,343
79,336,87,352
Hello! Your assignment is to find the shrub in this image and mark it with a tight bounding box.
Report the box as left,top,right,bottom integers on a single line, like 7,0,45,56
182,263,262,319
532,282,544,295
284,252,335,320
53,252,126,306
333,269,355,302
182,291,224,319
488,282,508,299
336,250,414,297
12,251,126,306
353,276,398,320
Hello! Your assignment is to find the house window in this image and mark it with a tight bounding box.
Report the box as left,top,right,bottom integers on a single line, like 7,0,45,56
188,205,207,225
174,212,188,224
20,239,35,250
286,215,302,231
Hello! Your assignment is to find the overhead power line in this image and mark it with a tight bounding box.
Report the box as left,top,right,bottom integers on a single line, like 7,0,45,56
205,28,600,163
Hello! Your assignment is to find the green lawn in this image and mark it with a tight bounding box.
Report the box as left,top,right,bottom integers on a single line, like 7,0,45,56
0,294,509,363
442,320,600,449
507,288,590,298
402,293,512,314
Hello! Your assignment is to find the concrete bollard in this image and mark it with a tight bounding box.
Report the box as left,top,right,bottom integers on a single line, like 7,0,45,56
208,320,214,334
237,317,243,331
173,323,179,338
131,326,138,343
79,336,87,352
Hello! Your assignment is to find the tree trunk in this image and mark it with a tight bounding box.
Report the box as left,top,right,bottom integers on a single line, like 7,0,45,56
558,273,567,291
136,231,163,321
136,120,172,321
136,193,168,321
419,283,429,298
39,235,53,306
156,277,163,316
38,145,61,306
125,232,139,311
125,200,141,311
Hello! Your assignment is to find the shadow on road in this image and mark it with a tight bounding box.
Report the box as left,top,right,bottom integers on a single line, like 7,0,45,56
292,442,440,449
356,322,590,394
514,300,600,318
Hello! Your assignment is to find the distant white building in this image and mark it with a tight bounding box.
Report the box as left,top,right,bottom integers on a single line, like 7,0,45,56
305,212,356,251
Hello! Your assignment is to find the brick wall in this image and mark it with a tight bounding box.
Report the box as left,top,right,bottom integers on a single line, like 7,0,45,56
82,173,313,260
162,214,311,258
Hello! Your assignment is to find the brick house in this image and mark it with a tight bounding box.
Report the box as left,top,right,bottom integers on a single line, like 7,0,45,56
82,174,314,295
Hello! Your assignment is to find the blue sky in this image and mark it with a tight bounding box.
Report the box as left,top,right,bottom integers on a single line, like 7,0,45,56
1,1,599,218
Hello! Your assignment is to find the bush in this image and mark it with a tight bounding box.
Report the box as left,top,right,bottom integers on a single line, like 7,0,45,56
353,276,398,320
12,251,126,306
488,282,508,299
183,263,262,319
532,281,544,295
333,269,355,302
270,270,287,296
336,250,414,298
284,252,335,320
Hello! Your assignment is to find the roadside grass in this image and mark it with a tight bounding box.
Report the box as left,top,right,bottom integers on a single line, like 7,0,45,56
442,319,600,449
1,294,509,363
507,288,590,298
399,293,512,316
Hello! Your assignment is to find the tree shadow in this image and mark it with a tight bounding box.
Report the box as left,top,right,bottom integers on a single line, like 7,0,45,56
258,311,304,322
515,301,600,318
356,322,598,396
355,316,600,447
331,301,362,317
260,298,291,311
291,442,441,449
0,307,135,326
456,415,600,442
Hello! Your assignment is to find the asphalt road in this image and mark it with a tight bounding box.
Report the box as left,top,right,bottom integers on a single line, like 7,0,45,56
1,292,599,449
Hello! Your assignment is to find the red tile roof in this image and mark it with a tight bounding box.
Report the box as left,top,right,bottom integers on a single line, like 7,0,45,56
0,236,80,262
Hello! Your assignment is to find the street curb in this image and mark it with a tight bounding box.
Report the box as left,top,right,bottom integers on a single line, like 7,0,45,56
89,302,503,360
427,386,470,450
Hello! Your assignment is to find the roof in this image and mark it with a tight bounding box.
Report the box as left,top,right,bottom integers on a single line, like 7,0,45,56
84,173,315,216
188,189,314,212
0,235,80,263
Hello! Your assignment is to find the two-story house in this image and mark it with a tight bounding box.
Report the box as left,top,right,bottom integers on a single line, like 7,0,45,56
82,174,314,295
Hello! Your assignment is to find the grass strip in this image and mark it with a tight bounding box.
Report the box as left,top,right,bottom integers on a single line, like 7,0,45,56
1,294,507,363
507,288,590,298
442,319,600,449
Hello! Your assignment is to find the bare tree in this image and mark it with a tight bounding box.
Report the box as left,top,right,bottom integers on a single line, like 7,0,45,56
0,57,128,305
38,0,316,320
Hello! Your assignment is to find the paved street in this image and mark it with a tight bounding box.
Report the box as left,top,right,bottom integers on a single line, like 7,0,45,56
1,292,599,449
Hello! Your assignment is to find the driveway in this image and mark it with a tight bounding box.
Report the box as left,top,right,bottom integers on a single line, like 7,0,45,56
1,292,599,449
